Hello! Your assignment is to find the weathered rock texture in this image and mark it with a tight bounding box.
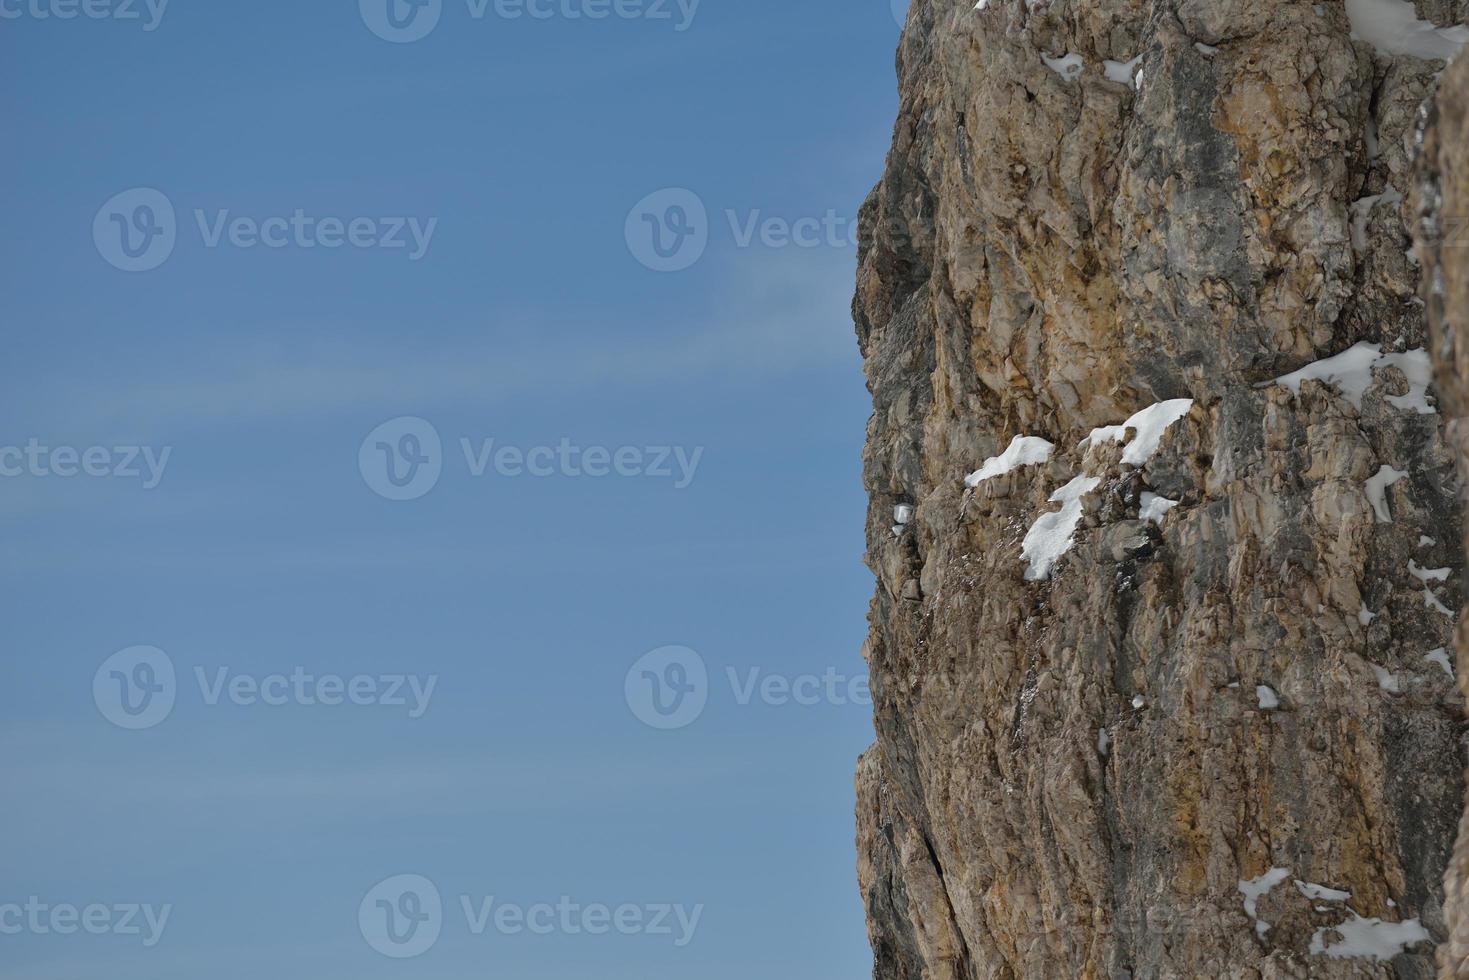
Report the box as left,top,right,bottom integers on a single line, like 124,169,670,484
1415,49,1469,980
856,1,1469,976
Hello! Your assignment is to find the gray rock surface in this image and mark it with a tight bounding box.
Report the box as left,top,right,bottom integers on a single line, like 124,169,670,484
1413,46,1469,980
857,2,1469,976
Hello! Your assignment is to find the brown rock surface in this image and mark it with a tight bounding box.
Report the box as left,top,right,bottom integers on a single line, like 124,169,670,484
857,2,1469,976
1414,45,1469,980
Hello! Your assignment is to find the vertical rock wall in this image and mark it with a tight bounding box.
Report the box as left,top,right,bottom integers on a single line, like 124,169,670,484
1415,49,1469,980
857,1,1469,976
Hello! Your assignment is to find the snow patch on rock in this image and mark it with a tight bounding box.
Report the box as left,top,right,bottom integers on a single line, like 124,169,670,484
1426,648,1454,675
1139,492,1180,524
1309,912,1430,960
1021,475,1100,580
1239,868,1291,935
1365,465,1408,523
966,436,1055,487
1424,587,1455,617
1266,343,1436,414
1350,188,1403,252
1085,399,1193,467
1409,560,1450,583
1042,52,1084,81
1103,55,1142,86
1296,880,1352,902
1371,665,1402,693
1346,0,1469,61
1379,349,1436,413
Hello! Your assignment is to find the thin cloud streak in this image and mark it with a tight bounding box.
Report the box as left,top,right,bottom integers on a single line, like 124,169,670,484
23,251,859,434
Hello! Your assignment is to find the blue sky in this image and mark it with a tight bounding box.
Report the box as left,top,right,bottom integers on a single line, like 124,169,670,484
0,1,904,977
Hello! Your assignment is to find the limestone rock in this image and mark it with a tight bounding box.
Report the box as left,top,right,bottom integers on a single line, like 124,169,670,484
858,2,1469,976
1413,44,1469,980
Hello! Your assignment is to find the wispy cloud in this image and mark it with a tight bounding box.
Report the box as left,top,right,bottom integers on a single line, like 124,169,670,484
22,250,858,435
0,738,729,835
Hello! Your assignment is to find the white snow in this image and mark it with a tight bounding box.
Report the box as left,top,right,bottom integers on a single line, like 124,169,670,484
1085,399,1194,467
1194,41,1221,56
1420,535,1437,548
1043,52,1085,81
1365,465,1408,523
1350,188,1403,252
1266,343,1436,414
894,504,914,525
1021,475,1101,580
1309,913,1430,960
1240,867,1291,917
1139,492,1180,524
1346,0,1469,61
1296,880,1353,902
1359,604,1378,626
1131,694,1145,710
1408,560,1450,583
1120,400,1194,464
1378,349,1436,413
1257,685,1280,710
1104,54,1143,85
1424,586,1455,617
966,436,1055,487
1086,424,1128,445
891,524,905,537
1269,342,1382,406
1426,648,1454,676
1239,868,1291,934
1410,562,1456,616
1371,664,1403,693
1097,727,1111,756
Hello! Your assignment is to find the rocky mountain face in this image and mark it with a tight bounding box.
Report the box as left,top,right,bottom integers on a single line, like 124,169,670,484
1416,49,1469,978
855,1,1469,976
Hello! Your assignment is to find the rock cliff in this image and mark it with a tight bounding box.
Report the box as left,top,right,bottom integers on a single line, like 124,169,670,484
856,1,1469,976
1415,46,1469,979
